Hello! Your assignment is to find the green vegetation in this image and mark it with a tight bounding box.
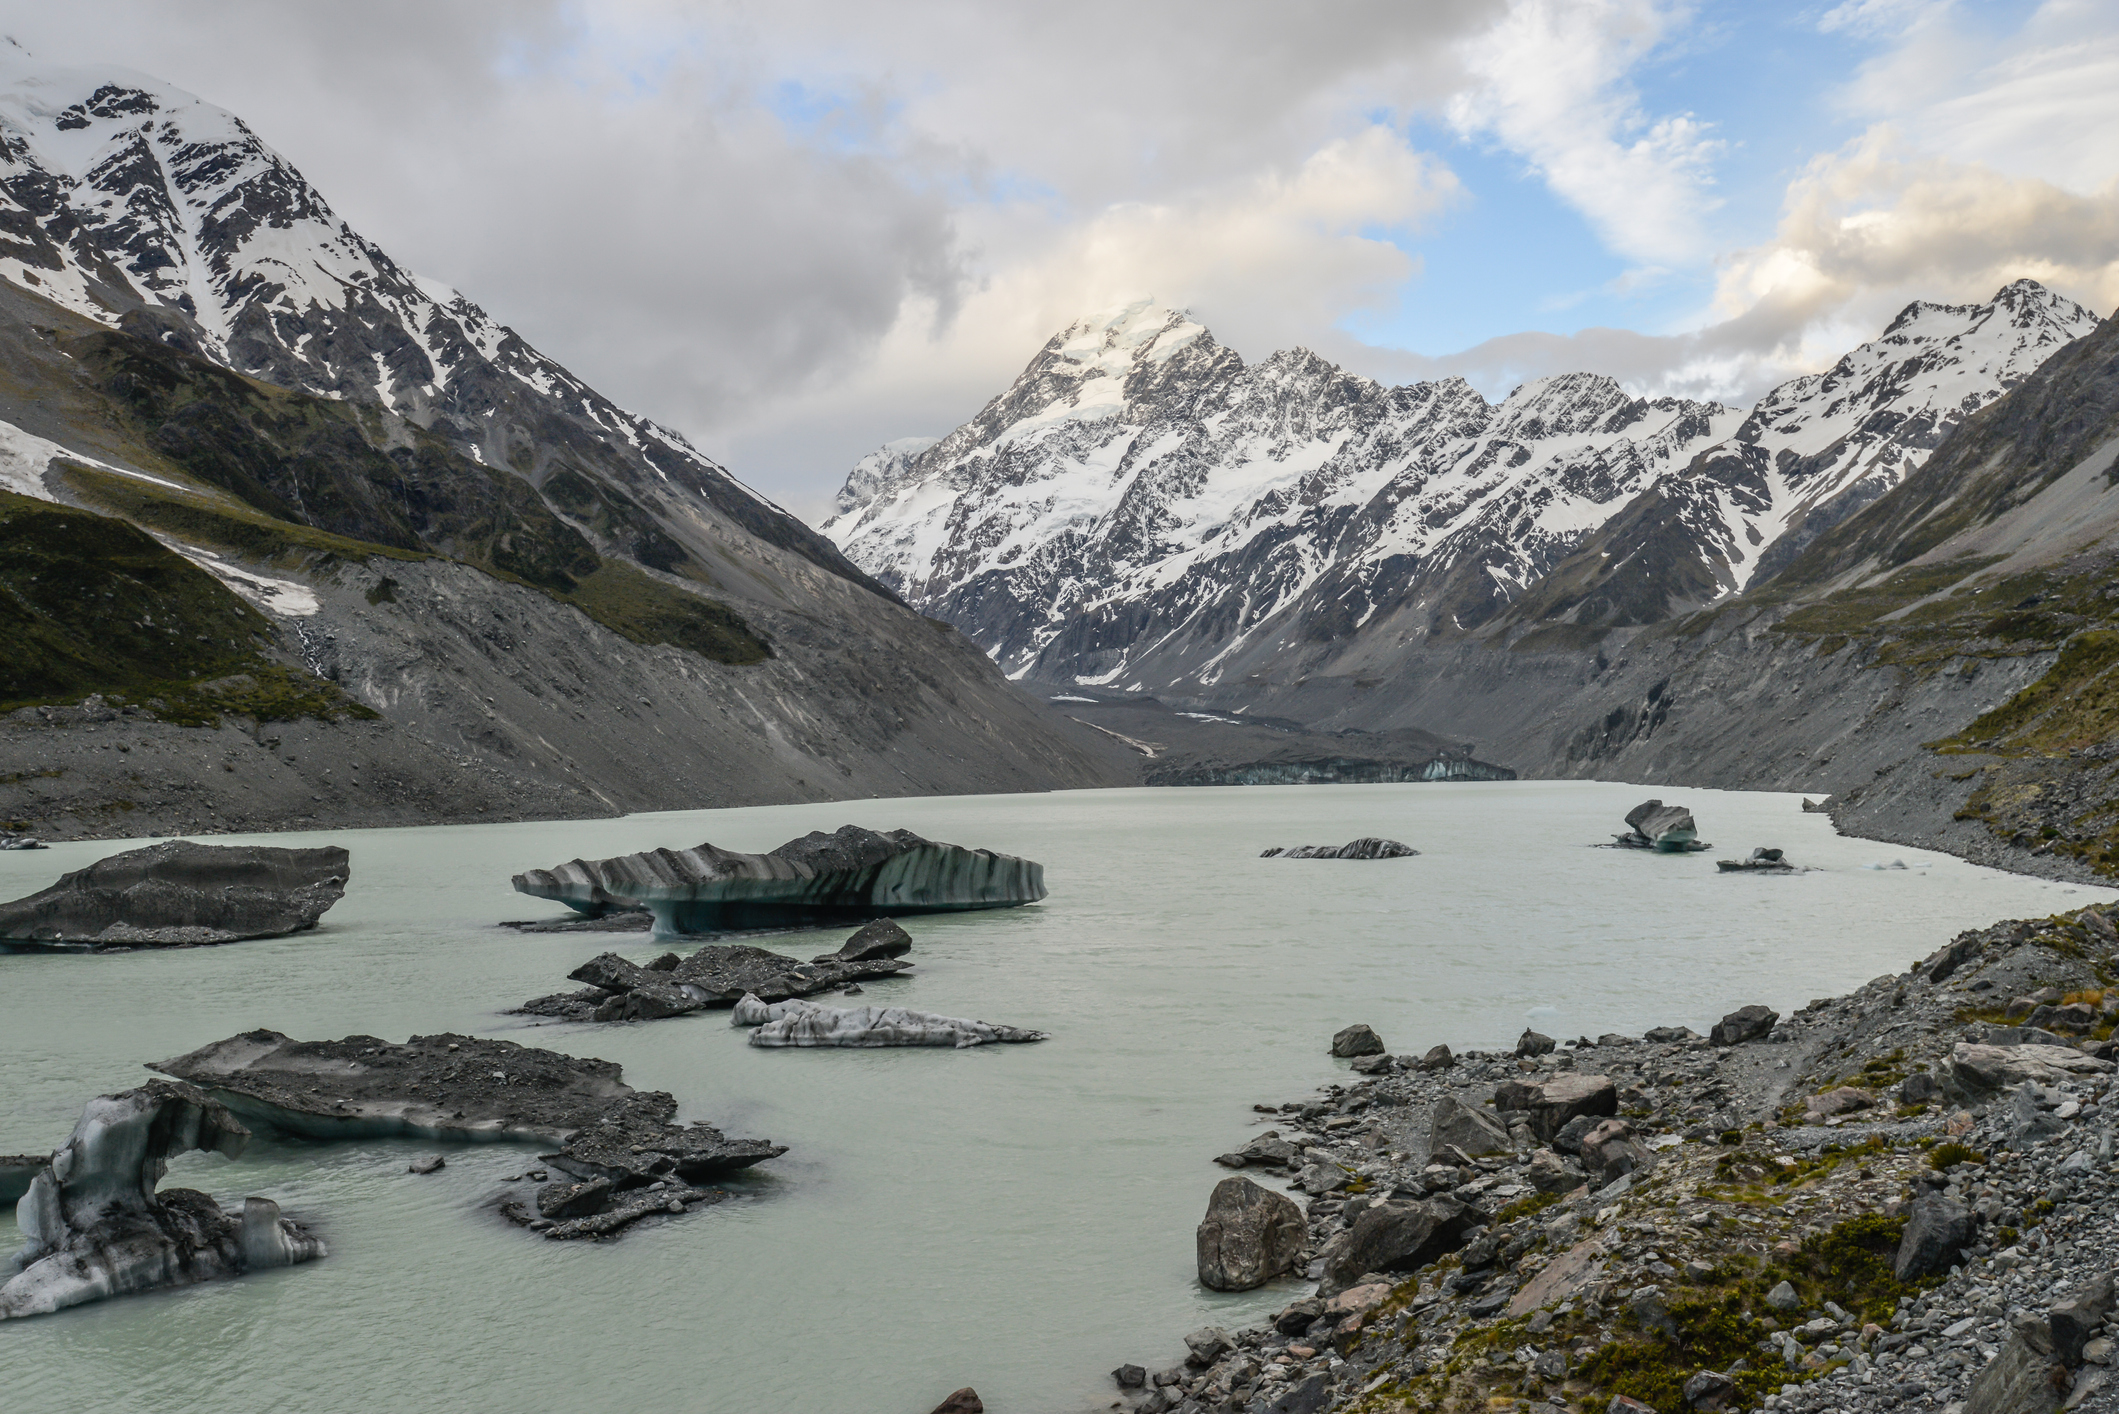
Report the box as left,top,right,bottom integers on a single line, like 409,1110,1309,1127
1928,1143,1985,1171
561,560,770,665
1491,1190,1563,1224
0,488,373,723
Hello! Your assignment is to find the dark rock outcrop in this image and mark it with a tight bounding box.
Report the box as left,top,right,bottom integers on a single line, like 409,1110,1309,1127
1493,1073,1618,1142
152,1030,783,1238
1331,1024,1386,1058
1709,1004,1779,1046
0,1080,324,1320
1260,838,1419,859
814,918,913,964
1429,1095,1512,1156
1196,1175,1307,1291
0,840,348,947
1895,1193,1978,1280
511,824,1045,935
1318,1196,1479,1293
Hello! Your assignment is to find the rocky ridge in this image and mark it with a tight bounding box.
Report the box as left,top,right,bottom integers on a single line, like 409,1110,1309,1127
1111,903,2119,1414
826,286,2094,693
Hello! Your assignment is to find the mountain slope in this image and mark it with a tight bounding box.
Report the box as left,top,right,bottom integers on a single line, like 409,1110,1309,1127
0,49,1121,836
827,285,2097,694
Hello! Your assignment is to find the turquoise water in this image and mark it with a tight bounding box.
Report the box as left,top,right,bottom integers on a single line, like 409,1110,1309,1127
0,782,2104,1413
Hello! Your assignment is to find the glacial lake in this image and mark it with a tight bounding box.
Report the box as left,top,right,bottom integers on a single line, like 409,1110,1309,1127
1,782,2109,1413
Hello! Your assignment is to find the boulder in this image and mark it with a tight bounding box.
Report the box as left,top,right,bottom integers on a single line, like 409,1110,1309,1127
1416,1044,1456,1072
1260,838,1419,859
813,918,913,964
1684,1371,1738,1411
1332,1023,1386,1057
732,994,1046,1047
1429,1095,1512,1156
0,1081,325,1320
927,1391,984,1414
512,824,1045,936
1710,1004,1778,1046
1507,1234,1610,1317
1964,1316,2065,1414
1184,1327,1234,1365
1526,1147,1586,1194
1240,1133,1302,1167
1805,1087,1875,1118
0,840,348,947
1765,1280,1799,1310
1948,1042,2113,1099
1643,1025,1700,1043
1262,1372,1333,1414
1894,1194,1977,1281
537,1178,613,1219
1492,1073,1617,1142
1577,1118,1650,1186
1899,1072,1943,1105
1551,1113,1603,1156
2050,1273,2116,1368
2001,1083,2066,1149
1318,1196,1478,1293
593,979,706,1022
1112,1364,1147,1390
1928,934,1985,983
1515,1028,1556,1057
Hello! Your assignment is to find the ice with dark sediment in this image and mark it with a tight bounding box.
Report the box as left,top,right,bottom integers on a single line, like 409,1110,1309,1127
510,824,1045,937
731,993,1049,1048
0,1080,324,1320
1259,838,1419,859
0,840,348,948
1609,799,1710,852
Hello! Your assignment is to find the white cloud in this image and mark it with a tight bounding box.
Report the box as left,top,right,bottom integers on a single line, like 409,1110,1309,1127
1444,0,1723,267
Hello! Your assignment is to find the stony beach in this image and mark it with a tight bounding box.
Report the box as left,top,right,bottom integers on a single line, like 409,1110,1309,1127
1112,904,2119,1414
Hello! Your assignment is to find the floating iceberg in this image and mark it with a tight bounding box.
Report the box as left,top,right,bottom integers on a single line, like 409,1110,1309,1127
511,824,1045,937
732,994,1048,1048
0,840,348,948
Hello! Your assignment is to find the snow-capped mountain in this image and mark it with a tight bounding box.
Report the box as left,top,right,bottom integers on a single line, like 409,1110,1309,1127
0,45,863,585
825,283,2098,688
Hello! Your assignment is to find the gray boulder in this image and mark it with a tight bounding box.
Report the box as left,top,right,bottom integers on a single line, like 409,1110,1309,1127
1183,1327,1233,1365
1331,1023,1385,1057
1577,1118,1650,1185
1899,1072,1943,1106
1683,1370,1737,1411
1492,1073,1617,1142
1894,1194,1977,1281
2048,1272,2115,1367
1429,1095,1512,1156
1525,1148,1585,1194
2001,1083,2067,1149
1709,1004,1778,1046
1196,1176,1306,1291
1551,1113,1603,1155
0,840,348,947
1319,1196,1478,1293
1416,1044,1456,1072
1964,1315,2064,1414
1515,1029,1555,1057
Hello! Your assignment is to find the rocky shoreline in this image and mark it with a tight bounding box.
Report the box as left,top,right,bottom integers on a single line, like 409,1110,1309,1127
1112,905,2119,1414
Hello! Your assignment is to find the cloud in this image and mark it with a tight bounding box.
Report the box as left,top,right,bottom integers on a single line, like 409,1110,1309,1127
1444,0,1723,267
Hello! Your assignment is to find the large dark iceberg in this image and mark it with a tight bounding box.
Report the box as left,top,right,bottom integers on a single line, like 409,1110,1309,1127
1609,799,1710,853
0,840,349,948
1260,838,1419,859
0,1080,324,1320
515,936,916,1022
510,824,1044,937
153,1030,783,1239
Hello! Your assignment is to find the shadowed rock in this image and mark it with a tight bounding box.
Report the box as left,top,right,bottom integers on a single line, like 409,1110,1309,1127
1710,1004,1779,1046
0,840,348,948
0,1080,324,1320
1895,1194,1977,1280
1331,1023,1385,1057
1430,1095,1513,1156
732,993,1047,1048
1196,1175,1306,1291
511,824,1045,936
1318,1195,1479,1294
151,1030,783,1238
1260,838,1418,859
1493,1073,1618,1142
814,918,912,964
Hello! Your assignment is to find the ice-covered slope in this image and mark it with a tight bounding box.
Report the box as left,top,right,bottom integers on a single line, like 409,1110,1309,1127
0,45,868,588
826,285,2098,689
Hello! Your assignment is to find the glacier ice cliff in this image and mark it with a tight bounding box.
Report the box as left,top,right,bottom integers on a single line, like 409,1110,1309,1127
1,1080,324,1321
511,824,1045,936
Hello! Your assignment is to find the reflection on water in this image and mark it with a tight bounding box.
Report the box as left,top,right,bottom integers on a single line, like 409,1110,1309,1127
0,782,2104,1414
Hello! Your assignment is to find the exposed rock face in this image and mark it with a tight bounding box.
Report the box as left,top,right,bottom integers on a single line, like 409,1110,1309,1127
151,1030,783,1238
1196,1176,1307,1291
1947,1041,2114,1099
1261,839,1419,860
512,825,1046,935
814,918,913,964
1709,1004,1780,1045
1331,1024,1386,1058
731,994,1047,1048
0,1080,324,1320
0,840,347,946
1612,800,1706,852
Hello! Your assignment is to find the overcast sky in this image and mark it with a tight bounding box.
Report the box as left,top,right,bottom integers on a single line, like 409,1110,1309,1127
10,0,2119,520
